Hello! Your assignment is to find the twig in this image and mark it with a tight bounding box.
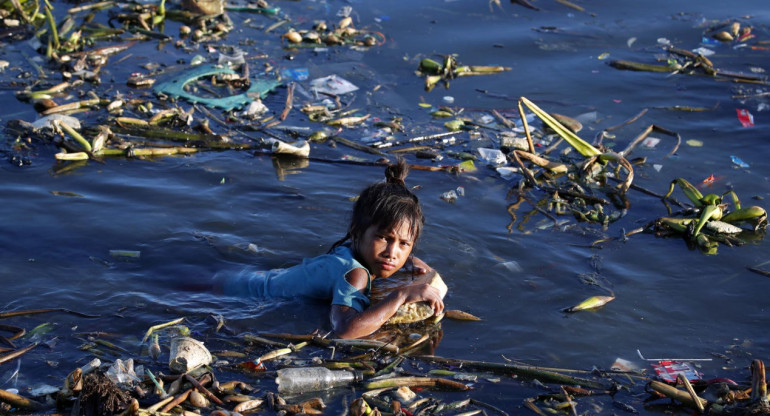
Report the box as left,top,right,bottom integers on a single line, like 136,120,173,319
747,267,770,278
524,399,548,416
0,343,37,366
606,177,688,208
509,149,538,187
620,124,681,159
194,104,229,129
146,395,175,413
538,185,610,206
185,374,223,406
604,108,648,132
332,136,388,156
648,380,707,410
364,376,469,391
414,355,607,389
517,100,535,153
280,82,295,121
492,109,516,129
562,386,579,416
732,91,770,100
677,374,705,413
0,388,42,409
0,325,25,341
554,0,584,12
141,317,184,344
470,398,510,416
0,308,100,319
160,388,191,413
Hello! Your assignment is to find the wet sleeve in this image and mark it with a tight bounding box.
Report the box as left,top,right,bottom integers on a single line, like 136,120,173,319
331,277,370,313
212,266,268,298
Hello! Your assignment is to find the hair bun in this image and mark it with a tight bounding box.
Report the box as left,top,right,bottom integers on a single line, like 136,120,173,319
385,158,409,186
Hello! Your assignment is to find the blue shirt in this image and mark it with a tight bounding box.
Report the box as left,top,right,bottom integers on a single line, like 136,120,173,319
217,245,372,312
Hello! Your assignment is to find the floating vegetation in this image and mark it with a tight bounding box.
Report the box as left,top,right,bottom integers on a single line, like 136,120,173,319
1,308,768,416
280,16,386,48
417,54,511,92
646,178,768,254
609,19,768,85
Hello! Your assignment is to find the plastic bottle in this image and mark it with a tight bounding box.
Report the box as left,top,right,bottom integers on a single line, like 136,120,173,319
275,367,361,394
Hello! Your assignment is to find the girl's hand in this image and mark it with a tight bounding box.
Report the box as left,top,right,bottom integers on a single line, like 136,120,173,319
409,256,433,275
403,283,444,315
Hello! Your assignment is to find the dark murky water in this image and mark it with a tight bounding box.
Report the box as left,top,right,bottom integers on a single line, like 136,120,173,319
1,0,770,413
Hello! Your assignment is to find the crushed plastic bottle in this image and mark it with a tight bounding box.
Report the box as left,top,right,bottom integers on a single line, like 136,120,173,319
105,358,141,385
440,190,458,203
477,148,507,166
275,367,361,394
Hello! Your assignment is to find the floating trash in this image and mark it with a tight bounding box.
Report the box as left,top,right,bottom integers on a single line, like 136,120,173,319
440,190,458,203
611,357,639,372
730,155,750,168
496,166,519,180
477,147,506,165
281,67,309,81
651,360,702,383
31,114,81,131
309,75,359,95
642,137,660,148
692,47,715,56
109,250,141,258
105,358,141,385
217,48,246,67
154,64,280,111
736,108,755,127
168,337,212,373
272,139,310,157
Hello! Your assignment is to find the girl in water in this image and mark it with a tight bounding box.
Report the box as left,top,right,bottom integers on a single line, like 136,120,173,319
218,158,444,339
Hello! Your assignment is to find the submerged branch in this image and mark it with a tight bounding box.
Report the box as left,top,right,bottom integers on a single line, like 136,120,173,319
0,308,100,319
414,355,609,389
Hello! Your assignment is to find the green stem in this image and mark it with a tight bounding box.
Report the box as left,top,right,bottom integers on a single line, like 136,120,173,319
43,3,59,50
609,59,675,73
56,121,92,152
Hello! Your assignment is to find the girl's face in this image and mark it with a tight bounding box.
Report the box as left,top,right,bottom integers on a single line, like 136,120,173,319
355,220,414,279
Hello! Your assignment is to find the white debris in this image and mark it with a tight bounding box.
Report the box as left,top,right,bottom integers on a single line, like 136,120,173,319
31,114,81,131
477,147,506,166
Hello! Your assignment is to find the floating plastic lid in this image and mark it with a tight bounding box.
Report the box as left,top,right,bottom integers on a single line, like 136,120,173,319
154,64,280,111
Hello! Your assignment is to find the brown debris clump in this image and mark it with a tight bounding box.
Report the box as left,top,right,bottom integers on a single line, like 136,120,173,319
78,372,132,416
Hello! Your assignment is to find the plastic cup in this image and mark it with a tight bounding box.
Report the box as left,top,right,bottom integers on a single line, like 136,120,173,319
168,337,212,373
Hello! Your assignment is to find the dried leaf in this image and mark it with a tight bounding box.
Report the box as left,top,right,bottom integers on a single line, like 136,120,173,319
564,295,615,313
445,309,482,321
457,160,476,172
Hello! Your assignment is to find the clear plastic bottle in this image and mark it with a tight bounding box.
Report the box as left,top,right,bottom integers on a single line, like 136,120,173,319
275,367,361,394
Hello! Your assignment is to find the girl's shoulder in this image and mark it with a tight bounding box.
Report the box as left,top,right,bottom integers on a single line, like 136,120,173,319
327,243,355,263
305,244,362,273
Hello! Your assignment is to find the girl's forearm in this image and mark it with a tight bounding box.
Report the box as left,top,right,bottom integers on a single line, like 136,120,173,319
334,291,406,338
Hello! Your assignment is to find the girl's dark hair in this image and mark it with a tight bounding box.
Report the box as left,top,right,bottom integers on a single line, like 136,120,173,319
330,158,424,251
